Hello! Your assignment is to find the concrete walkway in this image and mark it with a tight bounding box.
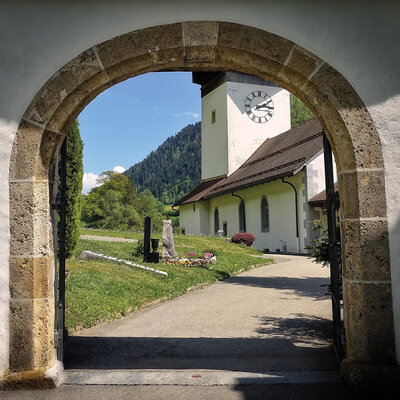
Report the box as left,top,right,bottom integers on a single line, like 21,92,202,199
2,256,362,399
80,234,137,243
64,254,338,377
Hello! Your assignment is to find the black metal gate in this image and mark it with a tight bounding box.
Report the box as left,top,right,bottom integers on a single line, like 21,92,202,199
53,138,67,361
323,132,345,362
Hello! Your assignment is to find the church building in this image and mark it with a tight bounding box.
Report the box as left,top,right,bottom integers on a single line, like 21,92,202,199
174,72,336,254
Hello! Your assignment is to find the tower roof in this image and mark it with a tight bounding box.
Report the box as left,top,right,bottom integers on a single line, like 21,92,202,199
192,71,278,97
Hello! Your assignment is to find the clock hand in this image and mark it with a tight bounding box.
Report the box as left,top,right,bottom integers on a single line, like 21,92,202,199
255,103,274,110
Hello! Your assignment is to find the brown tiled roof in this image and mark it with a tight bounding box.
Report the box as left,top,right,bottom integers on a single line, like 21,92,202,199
308,183,338,206
203,118,323,198
173,177,226,206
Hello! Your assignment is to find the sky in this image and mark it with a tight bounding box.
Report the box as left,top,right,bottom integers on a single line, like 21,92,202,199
78,72,201,193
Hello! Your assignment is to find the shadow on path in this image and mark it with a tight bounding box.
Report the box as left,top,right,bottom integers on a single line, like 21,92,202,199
64,314,337,371
222,274,330,301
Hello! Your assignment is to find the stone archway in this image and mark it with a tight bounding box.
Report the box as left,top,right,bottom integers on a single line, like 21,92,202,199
7,21,395,388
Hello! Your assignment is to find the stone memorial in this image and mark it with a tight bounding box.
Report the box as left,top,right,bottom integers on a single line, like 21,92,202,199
162,219,176,258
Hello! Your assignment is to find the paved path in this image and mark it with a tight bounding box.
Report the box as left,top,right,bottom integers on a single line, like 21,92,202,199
80,234,137,243
64,254,338,374
3,256,362,399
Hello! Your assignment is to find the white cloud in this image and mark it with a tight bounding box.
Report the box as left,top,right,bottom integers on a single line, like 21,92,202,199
82,172,100,194
184,111,200,118
171,111,200,119
82,166,126,194
113,166,126,173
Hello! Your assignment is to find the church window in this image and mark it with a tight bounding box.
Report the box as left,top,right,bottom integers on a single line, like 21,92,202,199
214,207,220,234
239,202,245,232
211,109,216,124
261,196,270,232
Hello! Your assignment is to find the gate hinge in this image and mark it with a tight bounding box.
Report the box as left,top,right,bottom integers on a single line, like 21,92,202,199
54,329,60,348
51,196,63,211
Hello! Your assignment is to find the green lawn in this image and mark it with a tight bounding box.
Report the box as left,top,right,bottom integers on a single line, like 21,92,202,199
65,233,273,332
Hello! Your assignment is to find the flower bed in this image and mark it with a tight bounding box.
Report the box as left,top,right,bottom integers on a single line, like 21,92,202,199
163,251,216,269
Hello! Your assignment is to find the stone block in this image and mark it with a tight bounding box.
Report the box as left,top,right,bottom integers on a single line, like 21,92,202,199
217,22,293,64
46,70,110,134
340,359,400,394
9,181,51,257
341,219,391,281
182,21,218,47
310,64,383,169
311,63,362,112
339,170,387,219
214,47,282,83
35,131,64,181
10,121,64,181
24,49,103,127
96,23,183,70
287,46,323,79
9,120,43,180
9,298,54,371
338,107,384,169
291,80,357,172
277,65,310,94
9,256,53,299
343,280,396,363
105,48,185,83
184,46,217,66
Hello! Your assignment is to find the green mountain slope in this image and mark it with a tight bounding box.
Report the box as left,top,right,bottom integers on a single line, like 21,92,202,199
124,122,201,204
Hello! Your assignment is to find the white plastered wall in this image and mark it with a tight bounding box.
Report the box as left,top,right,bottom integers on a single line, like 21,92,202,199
179,201,210,236
201,83,228,180
0,1,399,372
208,173,307,254
306,152,338,201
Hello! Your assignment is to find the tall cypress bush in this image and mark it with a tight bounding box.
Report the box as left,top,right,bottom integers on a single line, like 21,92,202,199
58,120,84,258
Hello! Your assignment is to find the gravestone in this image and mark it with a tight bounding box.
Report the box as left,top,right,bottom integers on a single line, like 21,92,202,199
162,220,176,258
143,216,152,262
143,217,160,263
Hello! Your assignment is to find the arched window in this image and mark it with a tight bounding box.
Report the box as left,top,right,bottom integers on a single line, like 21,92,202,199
239,202,245,232
261,196,270,232
214,207,220,234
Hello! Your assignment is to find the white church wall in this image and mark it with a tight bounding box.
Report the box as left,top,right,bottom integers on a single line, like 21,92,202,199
226,82,291,175
199,200,211,234
306,151,338,201
209,195,240,235
306,151,325,200
179,201,210,236
207,173,307,254
179,203,202,235
201,83,228,181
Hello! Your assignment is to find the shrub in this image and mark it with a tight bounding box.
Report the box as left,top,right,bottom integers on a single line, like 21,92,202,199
231,233,255,247
132,239,144,258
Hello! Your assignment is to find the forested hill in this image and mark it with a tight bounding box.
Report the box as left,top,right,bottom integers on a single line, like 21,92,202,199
124,122,201,204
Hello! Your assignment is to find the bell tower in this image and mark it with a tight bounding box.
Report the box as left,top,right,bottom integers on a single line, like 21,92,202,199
193,71,291,181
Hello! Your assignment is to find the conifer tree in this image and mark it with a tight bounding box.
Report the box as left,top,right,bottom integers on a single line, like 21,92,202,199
58,120,84,258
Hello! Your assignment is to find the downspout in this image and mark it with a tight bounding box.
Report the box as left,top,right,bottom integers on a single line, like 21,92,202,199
282,177,299,253
232,192,246,232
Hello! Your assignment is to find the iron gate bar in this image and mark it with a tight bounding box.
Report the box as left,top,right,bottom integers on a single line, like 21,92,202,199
56,137,67,361
323,132,344,363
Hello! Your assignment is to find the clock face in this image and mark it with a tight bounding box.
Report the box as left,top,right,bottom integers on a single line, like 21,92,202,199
244,91,274,123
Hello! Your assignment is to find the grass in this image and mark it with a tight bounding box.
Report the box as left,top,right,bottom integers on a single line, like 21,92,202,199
65,233,274,332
